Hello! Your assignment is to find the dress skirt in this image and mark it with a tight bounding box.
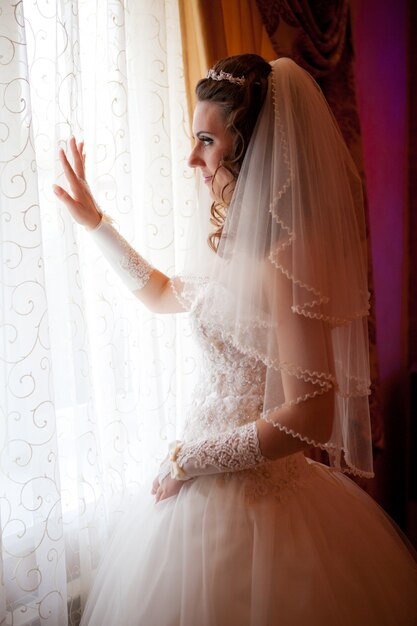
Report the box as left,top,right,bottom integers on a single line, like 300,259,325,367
80,454,417,626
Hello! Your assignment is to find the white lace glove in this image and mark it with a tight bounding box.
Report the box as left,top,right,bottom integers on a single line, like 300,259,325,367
89,218,154,291
168,421,266,481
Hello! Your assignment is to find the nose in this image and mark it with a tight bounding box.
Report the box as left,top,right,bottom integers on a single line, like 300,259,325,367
187,143,204,169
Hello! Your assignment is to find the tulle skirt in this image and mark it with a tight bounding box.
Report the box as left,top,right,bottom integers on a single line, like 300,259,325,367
80,454,417,626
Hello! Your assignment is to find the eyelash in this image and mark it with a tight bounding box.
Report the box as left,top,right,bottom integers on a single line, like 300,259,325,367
199,136,213,146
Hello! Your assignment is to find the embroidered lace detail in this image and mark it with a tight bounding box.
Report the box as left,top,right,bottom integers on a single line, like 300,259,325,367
169,278,188,309
179,306,342,492
119,240,154,290
216,453,316,504
182,313,266,442
179,289,372,479
170,275,209,310
177,422,265,474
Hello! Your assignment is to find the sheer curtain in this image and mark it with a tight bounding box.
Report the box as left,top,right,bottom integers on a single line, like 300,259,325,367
0,1,196,624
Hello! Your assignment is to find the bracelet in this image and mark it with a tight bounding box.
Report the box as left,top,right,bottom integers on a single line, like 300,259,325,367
169,440,188,481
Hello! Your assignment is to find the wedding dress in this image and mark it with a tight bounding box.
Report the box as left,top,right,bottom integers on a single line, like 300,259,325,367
79,57,417,625
80,281,417,626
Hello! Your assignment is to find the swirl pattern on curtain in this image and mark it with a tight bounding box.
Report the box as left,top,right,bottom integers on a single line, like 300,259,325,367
0,1,195,624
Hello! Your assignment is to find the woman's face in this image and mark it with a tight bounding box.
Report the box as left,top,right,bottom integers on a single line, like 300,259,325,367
188,100,235,205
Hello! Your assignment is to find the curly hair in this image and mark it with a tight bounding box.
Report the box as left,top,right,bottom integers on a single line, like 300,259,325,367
195,54,272,251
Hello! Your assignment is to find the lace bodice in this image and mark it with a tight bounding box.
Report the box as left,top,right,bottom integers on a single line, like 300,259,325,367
182,311,266,443
178,296,315,504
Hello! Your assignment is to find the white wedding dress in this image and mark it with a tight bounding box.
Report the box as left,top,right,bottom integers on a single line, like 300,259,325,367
80,295,417,626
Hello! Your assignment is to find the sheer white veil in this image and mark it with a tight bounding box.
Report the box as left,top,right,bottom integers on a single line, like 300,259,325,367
178,57,373,478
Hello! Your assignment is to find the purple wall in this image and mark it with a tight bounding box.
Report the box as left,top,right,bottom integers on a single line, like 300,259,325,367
350,0,408,514
351,0,407,383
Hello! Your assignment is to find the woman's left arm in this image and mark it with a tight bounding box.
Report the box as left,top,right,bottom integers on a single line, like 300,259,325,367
154,387,332,502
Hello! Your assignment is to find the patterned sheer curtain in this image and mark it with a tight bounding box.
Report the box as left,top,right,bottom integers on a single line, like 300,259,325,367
0,1,195,624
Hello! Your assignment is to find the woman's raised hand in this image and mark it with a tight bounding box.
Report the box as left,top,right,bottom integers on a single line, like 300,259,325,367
53,136,102,230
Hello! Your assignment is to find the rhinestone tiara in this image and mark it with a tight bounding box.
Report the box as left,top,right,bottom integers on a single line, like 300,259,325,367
206,68,246,86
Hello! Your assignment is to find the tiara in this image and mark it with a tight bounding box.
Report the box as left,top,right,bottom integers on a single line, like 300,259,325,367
206,68,246,86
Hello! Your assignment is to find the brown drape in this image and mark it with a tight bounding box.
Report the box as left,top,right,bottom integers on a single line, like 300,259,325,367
178,0,383,479
178,0,276,115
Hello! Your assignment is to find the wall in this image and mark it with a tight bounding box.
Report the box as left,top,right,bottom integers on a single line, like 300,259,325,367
350,0,410,530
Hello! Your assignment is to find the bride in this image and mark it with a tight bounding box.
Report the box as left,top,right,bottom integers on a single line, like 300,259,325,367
54,54,417,625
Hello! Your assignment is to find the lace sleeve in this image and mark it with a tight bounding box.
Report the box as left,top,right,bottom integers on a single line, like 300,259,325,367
89,219,154,291
169,422,266,480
